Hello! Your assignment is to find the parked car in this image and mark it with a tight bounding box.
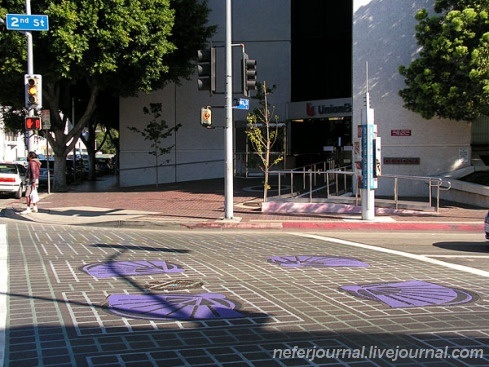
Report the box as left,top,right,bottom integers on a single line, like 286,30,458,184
14,157,28,168
65,159,85,183
39,159,86,186
39,160,54,186
485,211,489,240
95,157,113,175
0,163,26,199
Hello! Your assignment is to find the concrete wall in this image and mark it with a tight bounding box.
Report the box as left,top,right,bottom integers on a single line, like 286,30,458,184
352,0,472,196
119,0,291,187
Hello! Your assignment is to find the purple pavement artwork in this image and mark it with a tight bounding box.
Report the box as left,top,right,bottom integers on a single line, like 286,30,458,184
341,280,477,308
268,255,369,268
82,260,184,278
105,293,244,320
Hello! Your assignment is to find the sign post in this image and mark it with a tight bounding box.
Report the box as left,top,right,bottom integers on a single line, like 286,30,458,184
6,2,49,152
361,91,376,220
224,0,234,220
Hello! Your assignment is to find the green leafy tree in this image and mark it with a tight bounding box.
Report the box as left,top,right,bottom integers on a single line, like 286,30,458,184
0,0,215,191
128,103,181,188
399,0,489,121
246,82,284,202
95,129,118,155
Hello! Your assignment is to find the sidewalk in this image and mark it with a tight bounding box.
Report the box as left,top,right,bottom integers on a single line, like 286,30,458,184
4,174,488,231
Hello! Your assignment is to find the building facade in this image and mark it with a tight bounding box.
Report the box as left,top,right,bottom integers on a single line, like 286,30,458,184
119,0,472,196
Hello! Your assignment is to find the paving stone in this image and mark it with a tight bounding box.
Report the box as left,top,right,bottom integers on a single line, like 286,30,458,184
3,225,489,366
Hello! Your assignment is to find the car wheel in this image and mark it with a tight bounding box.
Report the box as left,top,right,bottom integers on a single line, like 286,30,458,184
14,185,22,199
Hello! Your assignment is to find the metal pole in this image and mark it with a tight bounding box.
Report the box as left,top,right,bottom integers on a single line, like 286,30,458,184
25,0,34,152
224,0,234,219
72,98,77,183
46,138,50,194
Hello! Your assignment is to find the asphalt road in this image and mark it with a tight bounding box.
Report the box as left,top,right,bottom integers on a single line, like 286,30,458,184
319,231,489,274
1,222,488,366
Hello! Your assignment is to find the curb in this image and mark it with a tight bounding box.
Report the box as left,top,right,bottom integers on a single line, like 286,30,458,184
187,220,484,231
2,209,484,232
281,221,484,231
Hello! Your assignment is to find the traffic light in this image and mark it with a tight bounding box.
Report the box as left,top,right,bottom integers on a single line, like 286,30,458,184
24,74,42,110
242,53,257,97
25,116,41,130
197,48,216,93
201,106,212,127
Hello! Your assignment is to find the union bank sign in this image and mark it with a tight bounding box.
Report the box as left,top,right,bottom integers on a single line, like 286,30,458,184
288,98,353,120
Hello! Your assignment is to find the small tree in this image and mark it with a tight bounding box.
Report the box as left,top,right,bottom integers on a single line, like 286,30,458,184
245,82,283,202
128,103,181,188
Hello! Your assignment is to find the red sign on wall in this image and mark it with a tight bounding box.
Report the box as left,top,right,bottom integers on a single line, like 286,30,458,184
391,129,412,136
383,157,420,165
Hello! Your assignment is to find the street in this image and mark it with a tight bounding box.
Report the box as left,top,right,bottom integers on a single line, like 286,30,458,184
316,231,489,274
0,220,488,366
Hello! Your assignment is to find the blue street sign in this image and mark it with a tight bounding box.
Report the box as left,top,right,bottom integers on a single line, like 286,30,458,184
232,98,249,110
6,14,49,31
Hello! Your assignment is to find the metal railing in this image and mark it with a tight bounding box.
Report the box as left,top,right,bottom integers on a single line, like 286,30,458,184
235,151,285,177
266,162,451,212
380,174,451,211
268,159,351,201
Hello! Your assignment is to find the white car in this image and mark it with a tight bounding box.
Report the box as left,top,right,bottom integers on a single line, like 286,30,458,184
0,163,26,199
14,157,28,167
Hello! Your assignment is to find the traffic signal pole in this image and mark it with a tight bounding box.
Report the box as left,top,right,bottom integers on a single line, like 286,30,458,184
25,0,34,152
224,0,234,220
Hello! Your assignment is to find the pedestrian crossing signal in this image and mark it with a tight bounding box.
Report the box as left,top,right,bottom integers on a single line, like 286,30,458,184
25,116,41,130
201,107,212,127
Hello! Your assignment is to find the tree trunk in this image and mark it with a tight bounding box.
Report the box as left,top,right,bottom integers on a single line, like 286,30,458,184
53,155,69,192
44,82,99,192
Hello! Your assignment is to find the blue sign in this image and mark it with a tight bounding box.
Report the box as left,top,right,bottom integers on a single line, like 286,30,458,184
6,14,49,31
361,124,375,189
232,98,249,110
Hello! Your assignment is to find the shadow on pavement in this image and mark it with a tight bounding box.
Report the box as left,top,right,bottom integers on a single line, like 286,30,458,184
434,241,489,253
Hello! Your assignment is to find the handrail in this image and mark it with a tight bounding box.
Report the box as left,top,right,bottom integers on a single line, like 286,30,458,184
267,164,451,212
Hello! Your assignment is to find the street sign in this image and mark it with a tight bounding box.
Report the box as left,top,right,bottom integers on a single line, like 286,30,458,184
6,14,49,31
232,98,249,110
41,109,51,130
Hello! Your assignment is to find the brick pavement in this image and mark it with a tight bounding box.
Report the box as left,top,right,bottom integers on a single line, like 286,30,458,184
7,175,488,230
2,225,489,366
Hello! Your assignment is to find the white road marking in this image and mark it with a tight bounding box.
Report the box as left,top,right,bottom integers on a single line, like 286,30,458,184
293,233,489,278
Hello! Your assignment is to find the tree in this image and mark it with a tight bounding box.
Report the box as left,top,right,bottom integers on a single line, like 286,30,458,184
0,0,215,191
245,82,284,202
79,92,119,180
399,0,489,121
128,103,181,188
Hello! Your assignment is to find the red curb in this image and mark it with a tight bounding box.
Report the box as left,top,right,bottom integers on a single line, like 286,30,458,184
281,221,484,231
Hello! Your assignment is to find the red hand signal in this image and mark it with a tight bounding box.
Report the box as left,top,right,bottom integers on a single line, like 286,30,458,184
25,117,41,130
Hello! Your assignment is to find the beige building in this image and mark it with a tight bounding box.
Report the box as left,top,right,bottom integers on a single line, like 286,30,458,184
119,0,474,197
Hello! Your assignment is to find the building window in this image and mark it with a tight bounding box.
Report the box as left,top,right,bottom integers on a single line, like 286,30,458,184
5,132,16,142
291,1,352,102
